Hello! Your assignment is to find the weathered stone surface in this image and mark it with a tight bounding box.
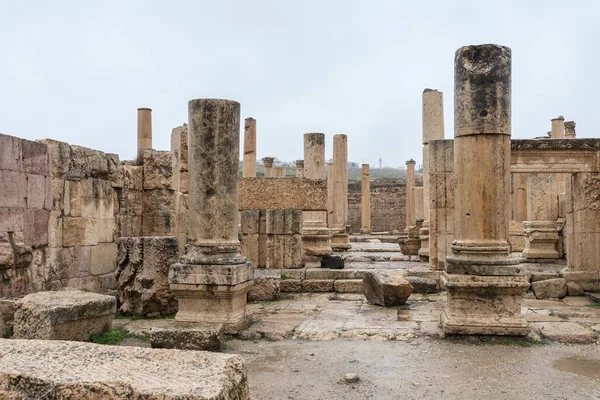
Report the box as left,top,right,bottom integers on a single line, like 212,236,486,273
150,323,224,351
239,178,327,211
566,281,585,296
0,339,249,399
13,290,116,341
248,277,280,302
362,271,413,307
279,279,303,292
531,278,568,299
532,322,597,344
91,243,117,276
302,279,334,292
406,276,439,294
116,237,179,317
62,217,98,247
333,279,363,293
143,149,173,190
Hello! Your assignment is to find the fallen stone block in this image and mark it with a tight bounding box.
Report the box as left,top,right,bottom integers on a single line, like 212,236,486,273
362,271,413,307
13,290,116,341
0,339,249,399
532,322,597,344
150,323,224,351
406,276,439,294
567,281,585,296
531,278,567,299
248,277,280,302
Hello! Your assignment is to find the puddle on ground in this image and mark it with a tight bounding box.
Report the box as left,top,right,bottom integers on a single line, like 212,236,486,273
553,358,600,379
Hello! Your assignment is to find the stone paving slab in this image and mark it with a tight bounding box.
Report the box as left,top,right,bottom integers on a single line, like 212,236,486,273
0,339,249,399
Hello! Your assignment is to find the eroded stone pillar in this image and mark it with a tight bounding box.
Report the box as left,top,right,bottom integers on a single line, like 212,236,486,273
272,167,286,177
169,99,252,330
331,134,351,249
420,89,445,262
522,174,560,259
564,121,576,139
243,118,257,177
327,162,334,227
360,164,371,234
405,160,416,230
137,108,152,152
441,44,529,336
295,160,305,177
551,116,567,194
262,157,274,177
302,133,332,260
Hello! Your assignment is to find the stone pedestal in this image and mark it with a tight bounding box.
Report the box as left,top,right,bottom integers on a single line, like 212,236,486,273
331,134,351,250
302,133,332,260
564,121,576,139
360,164,371,234
137,108,152,152
508,220,526,252
243,118,256,177
399,219,422,256
522,221,559,259
169,99,252,331
442,44,529,336
262,157,274,178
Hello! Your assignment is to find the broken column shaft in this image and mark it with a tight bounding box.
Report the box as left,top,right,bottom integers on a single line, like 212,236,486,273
442,44,529,336
405,160,416,230
243,118,257,177
331,134,351,249
137,108,152,152
360,164,371,234
169,99,252,329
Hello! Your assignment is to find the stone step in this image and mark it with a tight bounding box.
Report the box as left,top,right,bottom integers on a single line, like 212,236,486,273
585,291,600,304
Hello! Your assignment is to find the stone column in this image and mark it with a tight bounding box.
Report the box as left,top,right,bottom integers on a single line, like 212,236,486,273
420,89,445,262
551,116,566,193
405,160,416,230
360,164,371,234
243,117,257,177
302,133,332,260
262,157,274,177
137,108,152,152
441,45,529,336
327,162,334,227
295,160,305,177
272,167,286,177
509,173,528,253
169,99,252,330
564,121,576,139
522,174,560,259
331,134,351,249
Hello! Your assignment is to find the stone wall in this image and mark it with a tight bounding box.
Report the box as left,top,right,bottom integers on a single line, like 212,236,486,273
347,178,422,233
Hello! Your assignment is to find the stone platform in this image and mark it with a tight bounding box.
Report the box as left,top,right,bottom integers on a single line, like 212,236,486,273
0,339,249,399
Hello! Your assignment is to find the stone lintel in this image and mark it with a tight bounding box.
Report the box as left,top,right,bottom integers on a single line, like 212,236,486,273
239,177,327,211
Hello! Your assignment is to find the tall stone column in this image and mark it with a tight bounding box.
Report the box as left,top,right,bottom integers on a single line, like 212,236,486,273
295,160,305,177
243,117,257,177
262,157,274,177
564,121,576,139
405,160,416,230
331,134,351,249
327,162,334,227
302,133,332,260
169,99,253,330
420,89,445,262
137,108,152,152
272,167,286,177
360,164,371,234
551,116,566,193
441,45,529,336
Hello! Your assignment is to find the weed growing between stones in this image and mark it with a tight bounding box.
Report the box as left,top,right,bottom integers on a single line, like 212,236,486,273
89,329,148,345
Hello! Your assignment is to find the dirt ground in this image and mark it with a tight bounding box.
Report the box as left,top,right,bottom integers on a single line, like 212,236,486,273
226,338,600,400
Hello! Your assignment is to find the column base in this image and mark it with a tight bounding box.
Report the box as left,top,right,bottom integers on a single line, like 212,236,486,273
301,229,332,262
522,221,559,259
418,226,430,262
441,272,530,336
331,232,351,251
360,228,371,234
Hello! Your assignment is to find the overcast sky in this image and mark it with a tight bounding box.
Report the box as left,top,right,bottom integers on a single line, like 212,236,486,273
1,1,598,167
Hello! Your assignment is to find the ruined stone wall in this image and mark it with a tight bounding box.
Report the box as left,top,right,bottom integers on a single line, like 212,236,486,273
347,178,422,233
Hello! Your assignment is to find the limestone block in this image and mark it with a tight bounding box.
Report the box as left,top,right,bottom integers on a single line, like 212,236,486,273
406,276,439,294
560,270,600,291
239,178,327,211
305,269,356,280
116,237,179,316
247,277,280,302
0,170,27,208
123,165,143,190
240,210,260,234
531,278,567,299
143,149,173,190
362,271,413,306
22,139,50,176
170,125,189,172
0,339,249,399
25,173,47,210
69,145,109,181
241,234,259,268
13,290,116,341
90,243,117,276
302,279,334,292
97,218,115,243
566,281,584,296
266,210,285,235
106,153,124,188
333,279,363,293
39,139,70,179
45,247,75,280
266,235,284,269
62,217,97,247
0,207,25,233
527,174,559,221
279,279,303,292
125,190,144,216
0,133,23,172
48,211,63,247
0,299,16,325
530,322,596,344
150,324,224,351
74,246,92,277
23,209,49,247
